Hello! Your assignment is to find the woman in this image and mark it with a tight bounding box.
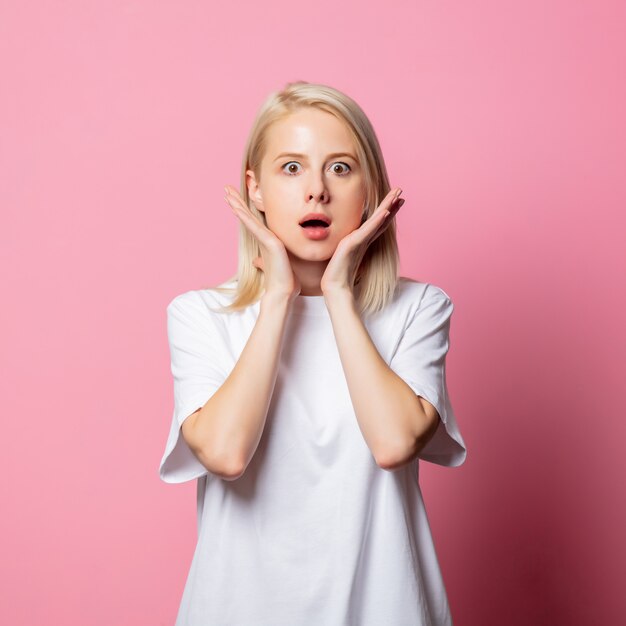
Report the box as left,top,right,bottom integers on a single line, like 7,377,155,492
159,80,467,625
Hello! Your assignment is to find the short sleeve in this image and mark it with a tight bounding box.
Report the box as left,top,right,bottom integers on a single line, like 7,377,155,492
389,285,467,467
158,293,230,483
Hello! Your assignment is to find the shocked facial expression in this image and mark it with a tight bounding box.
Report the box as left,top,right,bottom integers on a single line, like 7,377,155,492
247,107,367,262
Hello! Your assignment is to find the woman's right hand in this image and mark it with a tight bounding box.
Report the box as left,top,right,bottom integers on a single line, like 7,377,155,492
224,185,301,301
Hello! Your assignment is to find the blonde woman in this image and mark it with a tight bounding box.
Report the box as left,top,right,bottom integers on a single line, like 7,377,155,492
159,81,467,625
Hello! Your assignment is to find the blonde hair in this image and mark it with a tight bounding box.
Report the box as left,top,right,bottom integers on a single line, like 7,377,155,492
211,80,401,316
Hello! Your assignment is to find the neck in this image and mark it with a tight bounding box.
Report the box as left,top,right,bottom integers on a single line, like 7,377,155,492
288,252,328,296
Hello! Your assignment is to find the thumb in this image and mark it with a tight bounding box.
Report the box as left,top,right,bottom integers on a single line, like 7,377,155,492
252,256,265,272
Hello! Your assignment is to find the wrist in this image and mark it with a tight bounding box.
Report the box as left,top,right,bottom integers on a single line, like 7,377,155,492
260,290,295,311
322,287,355,306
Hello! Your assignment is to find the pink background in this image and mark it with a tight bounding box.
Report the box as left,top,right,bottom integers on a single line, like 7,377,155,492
2,1,625,624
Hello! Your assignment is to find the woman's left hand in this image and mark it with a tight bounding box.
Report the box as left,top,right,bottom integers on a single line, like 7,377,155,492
320,188,405,296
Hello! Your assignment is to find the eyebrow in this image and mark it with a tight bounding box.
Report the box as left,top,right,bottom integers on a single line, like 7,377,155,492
273,152,358,163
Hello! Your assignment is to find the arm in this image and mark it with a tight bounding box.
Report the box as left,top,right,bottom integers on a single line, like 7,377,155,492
325,290,440,470
182,292,292,480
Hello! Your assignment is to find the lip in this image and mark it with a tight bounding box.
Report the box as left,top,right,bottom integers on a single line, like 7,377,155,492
298,212,332,226
300,224,331,241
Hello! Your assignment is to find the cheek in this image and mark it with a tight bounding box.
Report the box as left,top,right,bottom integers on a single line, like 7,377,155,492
347,199,367,230
263,206,293,237
334,212,365,237
263,187,298,221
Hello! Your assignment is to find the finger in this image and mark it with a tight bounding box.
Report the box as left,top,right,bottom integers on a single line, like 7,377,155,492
223,187,251,214
366,188,402,226
348,189,403,248
224,185,254,214
225,185,254,208
370,198,405,241
378,195,404,220
389,197,405,214
361,201,394,239
381,188,402,212
224,191,270,239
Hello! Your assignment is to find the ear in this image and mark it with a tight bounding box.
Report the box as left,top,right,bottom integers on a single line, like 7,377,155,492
246,169,265,213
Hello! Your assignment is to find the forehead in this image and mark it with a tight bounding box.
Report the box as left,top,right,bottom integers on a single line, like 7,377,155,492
265,108,356,156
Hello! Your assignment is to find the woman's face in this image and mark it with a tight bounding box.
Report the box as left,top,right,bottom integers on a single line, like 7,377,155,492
247,108,367,262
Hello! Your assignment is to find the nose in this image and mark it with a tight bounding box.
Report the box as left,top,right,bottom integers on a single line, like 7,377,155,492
308,190,327,203
307,174,329,203
308,187,328,203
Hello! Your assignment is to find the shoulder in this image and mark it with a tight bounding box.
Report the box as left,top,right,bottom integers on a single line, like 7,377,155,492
166,279,238,327
168,278,237,313
392,278,455,339
395,276,453,311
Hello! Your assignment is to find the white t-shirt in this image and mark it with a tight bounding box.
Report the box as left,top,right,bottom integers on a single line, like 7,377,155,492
159,277,467,626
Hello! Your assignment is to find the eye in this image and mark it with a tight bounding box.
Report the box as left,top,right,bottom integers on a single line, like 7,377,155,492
330,162,351,176
282,161,302,176
281,161,352,176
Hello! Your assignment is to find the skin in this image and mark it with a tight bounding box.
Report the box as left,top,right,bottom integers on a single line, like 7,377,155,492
221,108,441,469
224,107,405,297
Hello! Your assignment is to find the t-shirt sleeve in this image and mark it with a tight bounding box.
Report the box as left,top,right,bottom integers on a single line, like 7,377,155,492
158,293,230,483
388,285,467,467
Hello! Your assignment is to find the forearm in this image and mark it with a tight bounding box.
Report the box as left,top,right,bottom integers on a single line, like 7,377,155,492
186,292,292,477
325,289,433,468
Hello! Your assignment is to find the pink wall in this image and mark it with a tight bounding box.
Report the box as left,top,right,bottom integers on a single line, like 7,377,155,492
2,1,624,624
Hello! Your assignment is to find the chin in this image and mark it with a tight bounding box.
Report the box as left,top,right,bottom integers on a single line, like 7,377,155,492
286,244,334,263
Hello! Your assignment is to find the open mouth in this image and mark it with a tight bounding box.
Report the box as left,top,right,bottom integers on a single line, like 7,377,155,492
300,219,330,228
299,215,332,240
